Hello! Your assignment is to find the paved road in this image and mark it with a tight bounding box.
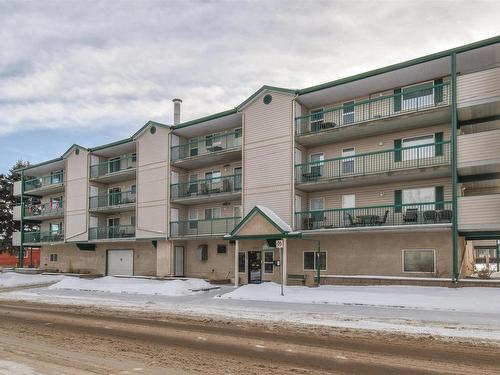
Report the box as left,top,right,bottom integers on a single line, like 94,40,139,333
0,301,499,374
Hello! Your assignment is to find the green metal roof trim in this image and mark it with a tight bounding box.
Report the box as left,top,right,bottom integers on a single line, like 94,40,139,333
14,156,64,172
298,35,500,95
131,120,170,139
172,108,238,130
88,137,134,152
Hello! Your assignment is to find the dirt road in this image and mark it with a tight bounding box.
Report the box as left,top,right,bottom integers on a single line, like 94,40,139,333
0,301,498,374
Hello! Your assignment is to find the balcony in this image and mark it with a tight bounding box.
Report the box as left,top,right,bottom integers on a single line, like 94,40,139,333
458,194,500,232
296,202,452,231
24,230,64,244
23,201,64,220
171,174,241,204
296,141,451,191
458,129,500,176
296,82,450,146
89,191,136,213
89,225,135,240
23,172,64,196
170,216,241,238
89,154,136,183
171,130,242,169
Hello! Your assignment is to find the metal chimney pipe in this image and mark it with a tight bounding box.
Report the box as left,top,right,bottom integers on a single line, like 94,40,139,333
172,98,182,125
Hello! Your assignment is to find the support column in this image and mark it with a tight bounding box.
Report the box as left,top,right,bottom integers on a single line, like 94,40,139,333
19,170,24,268
451,51,459,282
282,238,288,286
234,240,239,287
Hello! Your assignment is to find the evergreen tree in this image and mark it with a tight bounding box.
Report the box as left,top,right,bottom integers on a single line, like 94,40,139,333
0,160,30,253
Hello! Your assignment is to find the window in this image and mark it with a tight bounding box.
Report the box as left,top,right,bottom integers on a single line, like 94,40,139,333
131,215,136,226
51,170,63,184
263,251,274,273
131,153,137,163
402,187,435,210
402,82,434,111
342,147,355,174
189,139,199,157
205,170,221,184
50,197,62,209
204,207,221,220
310,108,324,131
235,128,242,139
49,254,58,262
188,208,198,229
50,223,61,233
238,252,246,273
402,135,434,161
108,187,121,206
303,251,327,271
342,194,355,208
233,205,242,218
217,244,227,254
131,185,136,194
310,197,324,223
234,167,242,191
109,157,121,173
342,101,355,125
403,250,435,272
310,153,324,176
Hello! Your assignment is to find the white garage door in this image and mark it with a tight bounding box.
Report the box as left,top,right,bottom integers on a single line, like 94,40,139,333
107,250,134,276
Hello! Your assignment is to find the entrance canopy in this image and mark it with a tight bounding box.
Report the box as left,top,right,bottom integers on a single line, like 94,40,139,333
224,206,301,240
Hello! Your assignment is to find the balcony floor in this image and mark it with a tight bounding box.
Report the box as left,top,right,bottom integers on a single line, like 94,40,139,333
171,148,242,170
301,223,452,235
88,203,136,214
89,168,136,184
171,191,241,205
296,106,450,147
24,213,64,221
296,165,451,192
24,183,64,197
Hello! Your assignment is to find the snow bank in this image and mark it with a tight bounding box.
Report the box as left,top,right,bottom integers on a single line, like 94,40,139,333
219,282,500,313
0,360,37,375
0,272,64,288
49,276,212,296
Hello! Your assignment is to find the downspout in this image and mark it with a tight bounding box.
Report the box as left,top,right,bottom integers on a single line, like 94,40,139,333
451,52,459,282
19,170,24,268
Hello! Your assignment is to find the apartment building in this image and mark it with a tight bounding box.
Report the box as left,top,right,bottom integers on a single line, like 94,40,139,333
12,36,500,285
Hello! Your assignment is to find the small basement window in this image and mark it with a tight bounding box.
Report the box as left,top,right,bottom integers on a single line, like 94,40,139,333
403,249,435,272
49,254,58,262
264,251,274,274
217,244,227,254
303,251,326,271
238,252,246,273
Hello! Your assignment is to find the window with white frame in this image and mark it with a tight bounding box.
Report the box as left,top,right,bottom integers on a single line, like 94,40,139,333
402,82,434,111
310,108,324,131
342,147,355,174
402,187,435,210
49,253,58,262
50,223,61,233
264,251,274,273
402,134,434,161
403,249,435,272
342,101,355,125
238,252,246,273
310,197,324,223
205,170,221,184
188,208,198,229
310,153,324,176
204,207,221,220
303,251,327,271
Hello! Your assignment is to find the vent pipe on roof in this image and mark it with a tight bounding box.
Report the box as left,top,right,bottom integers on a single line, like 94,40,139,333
172,98,182,125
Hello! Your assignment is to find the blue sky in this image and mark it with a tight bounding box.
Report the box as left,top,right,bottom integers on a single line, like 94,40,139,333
1,0,500,173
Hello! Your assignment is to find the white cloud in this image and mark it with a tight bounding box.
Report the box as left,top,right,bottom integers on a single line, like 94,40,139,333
0,0,499,136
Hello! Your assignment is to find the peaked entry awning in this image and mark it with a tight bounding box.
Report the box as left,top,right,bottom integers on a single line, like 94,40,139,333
224,206,301,240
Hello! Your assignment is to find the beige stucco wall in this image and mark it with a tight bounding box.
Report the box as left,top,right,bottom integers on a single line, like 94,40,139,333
64,147,89,242
136,125,169,239
40,241,157,276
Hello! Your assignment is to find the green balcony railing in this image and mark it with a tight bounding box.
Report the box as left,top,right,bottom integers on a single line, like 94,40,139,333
89,191,136,209
171,174,242,200
170,216,241,237
296,201,452,230
295,82,450,136
171,130,242,162
24,172,64,192
24,230,64,244
89,154,136,179
295,141,451,184
23,201,64,218
89,225,135,240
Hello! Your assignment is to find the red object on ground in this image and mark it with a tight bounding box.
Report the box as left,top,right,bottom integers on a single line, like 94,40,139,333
0,249,40,268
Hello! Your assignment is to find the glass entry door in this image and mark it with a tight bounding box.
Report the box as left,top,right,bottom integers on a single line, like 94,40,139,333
247,251,262,284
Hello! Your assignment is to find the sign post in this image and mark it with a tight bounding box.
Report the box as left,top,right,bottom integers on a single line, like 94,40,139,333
276,239,284,296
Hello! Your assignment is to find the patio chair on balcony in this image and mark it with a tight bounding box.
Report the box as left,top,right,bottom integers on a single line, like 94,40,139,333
375,210,390,225
347,213,360,227
403,208,418,223
423,210,438,223
200,183,209,195
438,209,452,223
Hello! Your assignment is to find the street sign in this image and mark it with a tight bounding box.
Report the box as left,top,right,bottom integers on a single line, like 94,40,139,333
275,240,283,249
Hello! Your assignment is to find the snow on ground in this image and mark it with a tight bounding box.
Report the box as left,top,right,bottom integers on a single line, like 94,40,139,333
48,276,213,296
219,282,500,314
0,272,64,288
0,360,38,375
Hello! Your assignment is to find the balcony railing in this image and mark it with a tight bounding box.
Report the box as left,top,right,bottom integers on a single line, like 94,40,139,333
171,130,242,162
89,191,136,209
295,141,451,184
170,216,241,237
24,230,64,244
296,202,452,230
171,174,242,200
24,172,64,192
296,82,450,136
89,225,135,240
90,154,136,179
23,201,64,218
